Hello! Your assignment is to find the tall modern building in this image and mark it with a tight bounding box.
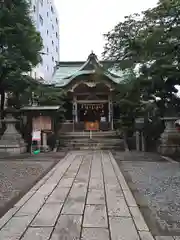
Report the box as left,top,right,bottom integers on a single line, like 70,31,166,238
29,0,59,83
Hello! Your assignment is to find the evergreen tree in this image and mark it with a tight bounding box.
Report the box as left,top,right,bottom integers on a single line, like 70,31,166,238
0,0,43,111
103,0,180,114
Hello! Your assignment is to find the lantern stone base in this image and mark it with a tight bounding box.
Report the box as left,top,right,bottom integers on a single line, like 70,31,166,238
158,117,179,155
158,144,180,155
0,114,27,156
0,145,27,155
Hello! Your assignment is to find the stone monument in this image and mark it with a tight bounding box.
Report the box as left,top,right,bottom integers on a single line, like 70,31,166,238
0,113,27,155
158,117,179,155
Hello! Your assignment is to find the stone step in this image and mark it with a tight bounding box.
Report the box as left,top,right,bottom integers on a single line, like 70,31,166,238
61,139,122,144
58,140,125,151
58,145,125,151
60,131,117,138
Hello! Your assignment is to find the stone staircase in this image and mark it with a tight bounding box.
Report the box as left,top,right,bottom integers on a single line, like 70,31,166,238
58,131,125,150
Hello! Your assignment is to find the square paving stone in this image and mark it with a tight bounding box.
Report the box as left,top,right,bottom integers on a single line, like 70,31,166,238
63,170,77,178
90,166,103,179
83,205,108,228
67,185,87,202
74,178,89,185
105,184,123,197
139,231,154,240
38,183,57,195
0,206,20,229
0,216,32,240
109,216,139,240
81,227,110,240
62,199,85,214
89,178,104,189
106,196,130,217
46,187,70,203
21,227,53,240
72,181,88,189
87,189,105,204
155,237,174,240
57,178,74,188
50,214,82,240
31,203,63,227
15,193,46,217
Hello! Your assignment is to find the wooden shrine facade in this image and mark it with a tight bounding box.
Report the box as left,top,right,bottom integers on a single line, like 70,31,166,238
53,52,122,132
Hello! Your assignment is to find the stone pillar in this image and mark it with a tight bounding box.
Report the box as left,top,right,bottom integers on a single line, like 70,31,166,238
42,132,48,151
141,132,145,151
0,113,27,155
73,96,78,123
108,95,113,130
136,131,140,151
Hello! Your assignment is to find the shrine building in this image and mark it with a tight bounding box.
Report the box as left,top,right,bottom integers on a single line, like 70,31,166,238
52,52,124,132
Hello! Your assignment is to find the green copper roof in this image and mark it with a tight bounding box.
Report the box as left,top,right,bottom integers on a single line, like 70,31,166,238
52,52,125,87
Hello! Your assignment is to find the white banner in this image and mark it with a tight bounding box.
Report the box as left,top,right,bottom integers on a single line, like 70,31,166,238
32,130,41,141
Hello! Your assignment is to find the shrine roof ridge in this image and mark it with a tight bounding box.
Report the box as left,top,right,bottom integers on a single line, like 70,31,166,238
52,52,125,87
20,106,60,111
56,60,120,66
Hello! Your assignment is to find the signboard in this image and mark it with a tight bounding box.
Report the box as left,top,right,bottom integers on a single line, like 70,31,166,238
32,130,41,141
32,116,51,131
135,118,144,124
135,118,145,130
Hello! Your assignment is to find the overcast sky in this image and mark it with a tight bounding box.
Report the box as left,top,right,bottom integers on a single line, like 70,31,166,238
54,0,158,61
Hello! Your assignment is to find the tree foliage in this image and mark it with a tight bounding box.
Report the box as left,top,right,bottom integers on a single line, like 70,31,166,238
114,71,142,148
7,83,66,109
103,0,180,115
0,0,43,110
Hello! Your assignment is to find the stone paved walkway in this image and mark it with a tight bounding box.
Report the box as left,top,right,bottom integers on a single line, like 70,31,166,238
0,151,177,240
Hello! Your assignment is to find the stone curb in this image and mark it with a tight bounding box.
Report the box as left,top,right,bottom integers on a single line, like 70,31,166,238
108,151,155,240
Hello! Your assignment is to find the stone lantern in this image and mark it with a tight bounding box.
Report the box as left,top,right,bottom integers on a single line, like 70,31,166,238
0,112,27,155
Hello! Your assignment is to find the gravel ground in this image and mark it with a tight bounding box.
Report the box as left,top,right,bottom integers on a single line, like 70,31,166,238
0,152,66,217
113,151,180,236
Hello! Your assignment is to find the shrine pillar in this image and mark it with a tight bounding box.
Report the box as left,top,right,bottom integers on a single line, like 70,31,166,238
73,95,78,123
108,94,113,130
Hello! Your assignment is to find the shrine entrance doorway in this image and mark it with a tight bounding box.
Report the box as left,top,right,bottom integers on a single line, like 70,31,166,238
78,103,108,131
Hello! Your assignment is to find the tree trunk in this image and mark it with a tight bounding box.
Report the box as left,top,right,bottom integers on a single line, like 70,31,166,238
0,90,5,119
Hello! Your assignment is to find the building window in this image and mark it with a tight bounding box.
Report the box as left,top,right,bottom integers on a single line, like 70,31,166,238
47,12,49,17
51,6,54,13
33,5,36,12
39,15,43,26
56,47,58,53
40,0,43,6
47,47,49,53
46,65,49,71
47,30,49,35
56,18,58,24
52,40,54,46
52,24,54,30
52,57,54,62
56,32,58,38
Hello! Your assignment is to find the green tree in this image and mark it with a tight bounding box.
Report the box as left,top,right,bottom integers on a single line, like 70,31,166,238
0,0,43,111
103,0,180,114
115,71,142,150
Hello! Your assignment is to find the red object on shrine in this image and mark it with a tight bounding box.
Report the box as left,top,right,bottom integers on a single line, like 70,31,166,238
177,127,180,132
85,121,99,131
